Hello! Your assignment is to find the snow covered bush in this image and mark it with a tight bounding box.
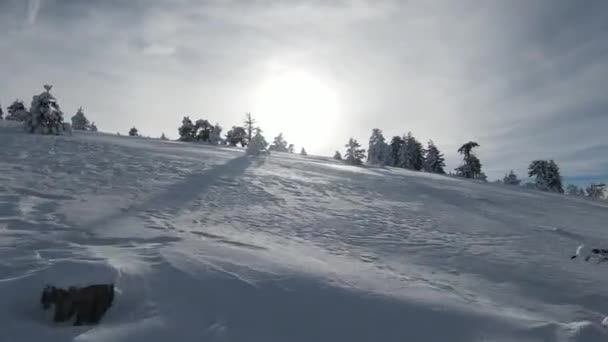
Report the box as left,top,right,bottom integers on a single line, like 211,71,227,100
503,170,521,185
24,85,67,135
6,100,29,121
89,122,98,132
345,138,365,165
71,107,90,130
585,183,606,199
129,127,139,136
245,128,268,155
334,151,342,160
209,124,223,145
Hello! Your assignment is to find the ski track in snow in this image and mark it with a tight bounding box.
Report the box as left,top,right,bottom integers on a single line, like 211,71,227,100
0,124,608,341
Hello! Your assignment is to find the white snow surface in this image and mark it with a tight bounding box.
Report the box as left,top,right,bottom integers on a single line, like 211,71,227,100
1,125,608,342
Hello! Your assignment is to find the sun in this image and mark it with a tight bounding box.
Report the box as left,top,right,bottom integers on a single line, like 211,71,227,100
252,70,341,153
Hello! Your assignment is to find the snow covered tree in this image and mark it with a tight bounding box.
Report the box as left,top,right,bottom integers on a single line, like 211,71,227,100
566,184,580,196
345,138,365,165
389,136,404,167
244,112,256,145
129,127,138,136
0,104,3,119
300,148,307,156
585,183,606,199
246,128,268,155
225,126,247,147
528,160,563,193
333,151,342,160
194,119,212,142
71,107,89,130
399,132,424,170
503,170,521,185
25,85,67,135
288,144,295,153
89,122,98,132
160,133,168,140
269,133,289,152
6,100,29,121
455,141,482,178
367,128,388,165
209,124,222,145
178,116,196,141
423,140,446,174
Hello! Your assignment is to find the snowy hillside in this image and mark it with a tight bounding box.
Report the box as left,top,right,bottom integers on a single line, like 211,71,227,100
1,124,608,342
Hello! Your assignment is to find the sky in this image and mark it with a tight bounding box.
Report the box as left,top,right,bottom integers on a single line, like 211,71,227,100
0,0,606,184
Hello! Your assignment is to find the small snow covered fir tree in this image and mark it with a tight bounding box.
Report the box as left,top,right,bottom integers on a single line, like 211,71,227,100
455,141,482,179
503,170,521,185
246,128,268,155
345,138,365,165
160,133,168,140
423,140,446,174
389,136,403,167
209,124,223,145
269,133,289,152
367,128,388,165
566,184,581,196
0,104,3,119
399,132,424,170
333,151,342,160
300,148,307,156
288,144,295,153
6,100,29,121
25,85,67,135
244,112,256,145
89,122,98,132
71,107,90,130
129,127,138,136
528,160,563,193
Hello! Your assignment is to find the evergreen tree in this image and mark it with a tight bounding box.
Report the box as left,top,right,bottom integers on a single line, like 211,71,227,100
269,133,289,152
225,126,247,147
129,127,138,136
246,128,268,155
244,112,256,145
288,144,295,153
345,138,365,165
6,100,28,121
423,140,446,174
160,133,168,140
194,119,212,142
178,116,196,141
399,132,424,170
333,151,342,160
300,148,307,156
389,136,404,167
209,124,223,145
89,122,98,132
566,184,580,196
503,170,521,185
455,141,482,178
25,85,66,135
585,183,606,199
367,128,387,165
71,107,90,130
528,159,563,193
0,104,3,119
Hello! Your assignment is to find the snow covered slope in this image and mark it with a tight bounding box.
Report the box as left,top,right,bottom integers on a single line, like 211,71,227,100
1,125,607,341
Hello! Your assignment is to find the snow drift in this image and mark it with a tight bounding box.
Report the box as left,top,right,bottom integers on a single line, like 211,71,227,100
0,125,607,341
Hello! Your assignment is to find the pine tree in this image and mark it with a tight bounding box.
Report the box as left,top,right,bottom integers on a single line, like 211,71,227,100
503,170,521,185
566,184,580,196
6,100,28,121
333,151,342,160
345,138,366,165
209,124,223,145
269,133,289,152
367,128,387,165
246,128,268,155
528,160,563,193
389,136,404,167
178,116,196,141
546,160,564,193
288,144,295,153
0,104,3,119
399,132,424,170
455,141,482,178
71,107,90,130
194,119,212,142
160,133,168,140
25,85,66,135
89,122,98,132
585,183,606,199
300,148,307,156
423,140,446,174
226,126,247,147
244,112,256,145
129,127,138,136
